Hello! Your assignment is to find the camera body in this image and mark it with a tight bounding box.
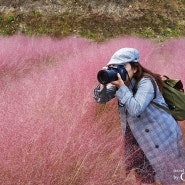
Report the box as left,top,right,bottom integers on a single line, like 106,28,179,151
97,65,127,85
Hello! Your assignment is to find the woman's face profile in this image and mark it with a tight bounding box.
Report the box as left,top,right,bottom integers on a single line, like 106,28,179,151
124,63,137,82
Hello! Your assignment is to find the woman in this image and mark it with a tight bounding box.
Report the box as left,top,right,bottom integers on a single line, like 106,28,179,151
93,48,185,185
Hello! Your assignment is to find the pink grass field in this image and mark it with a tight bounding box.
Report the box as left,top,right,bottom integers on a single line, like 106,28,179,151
0,35,185,185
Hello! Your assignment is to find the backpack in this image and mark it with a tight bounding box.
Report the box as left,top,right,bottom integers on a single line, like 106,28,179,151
134,75,185,121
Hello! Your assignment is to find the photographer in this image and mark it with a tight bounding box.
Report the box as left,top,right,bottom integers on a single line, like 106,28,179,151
93,48,185,185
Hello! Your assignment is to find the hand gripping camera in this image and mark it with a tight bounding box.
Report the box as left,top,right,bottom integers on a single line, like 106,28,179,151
97,65,128,85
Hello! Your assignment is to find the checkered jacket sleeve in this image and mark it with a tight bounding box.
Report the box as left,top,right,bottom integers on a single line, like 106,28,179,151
116,77,157,116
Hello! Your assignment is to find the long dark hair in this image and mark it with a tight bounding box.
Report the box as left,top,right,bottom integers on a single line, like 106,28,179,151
130,62,163,92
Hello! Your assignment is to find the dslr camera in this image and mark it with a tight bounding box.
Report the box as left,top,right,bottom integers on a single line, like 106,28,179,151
97,65,127,85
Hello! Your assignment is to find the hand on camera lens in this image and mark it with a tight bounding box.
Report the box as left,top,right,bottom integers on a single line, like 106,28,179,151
111,73,124,88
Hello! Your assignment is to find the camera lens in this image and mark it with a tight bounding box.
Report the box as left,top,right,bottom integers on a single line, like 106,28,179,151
97,65,127,85
97,70,109,85
97,69,118,85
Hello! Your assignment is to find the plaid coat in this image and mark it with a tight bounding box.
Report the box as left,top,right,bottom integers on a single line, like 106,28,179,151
94,77,185,184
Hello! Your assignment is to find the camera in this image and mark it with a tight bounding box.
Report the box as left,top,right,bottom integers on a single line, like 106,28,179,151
97,65,127,85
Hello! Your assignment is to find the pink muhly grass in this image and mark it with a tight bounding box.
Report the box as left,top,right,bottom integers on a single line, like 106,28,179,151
0,35,124,185
0,35,184,185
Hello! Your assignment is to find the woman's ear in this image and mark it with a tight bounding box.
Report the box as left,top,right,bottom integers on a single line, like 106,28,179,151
133,67,137,74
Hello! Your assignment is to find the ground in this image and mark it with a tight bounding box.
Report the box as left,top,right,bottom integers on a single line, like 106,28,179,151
0,0,185,41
